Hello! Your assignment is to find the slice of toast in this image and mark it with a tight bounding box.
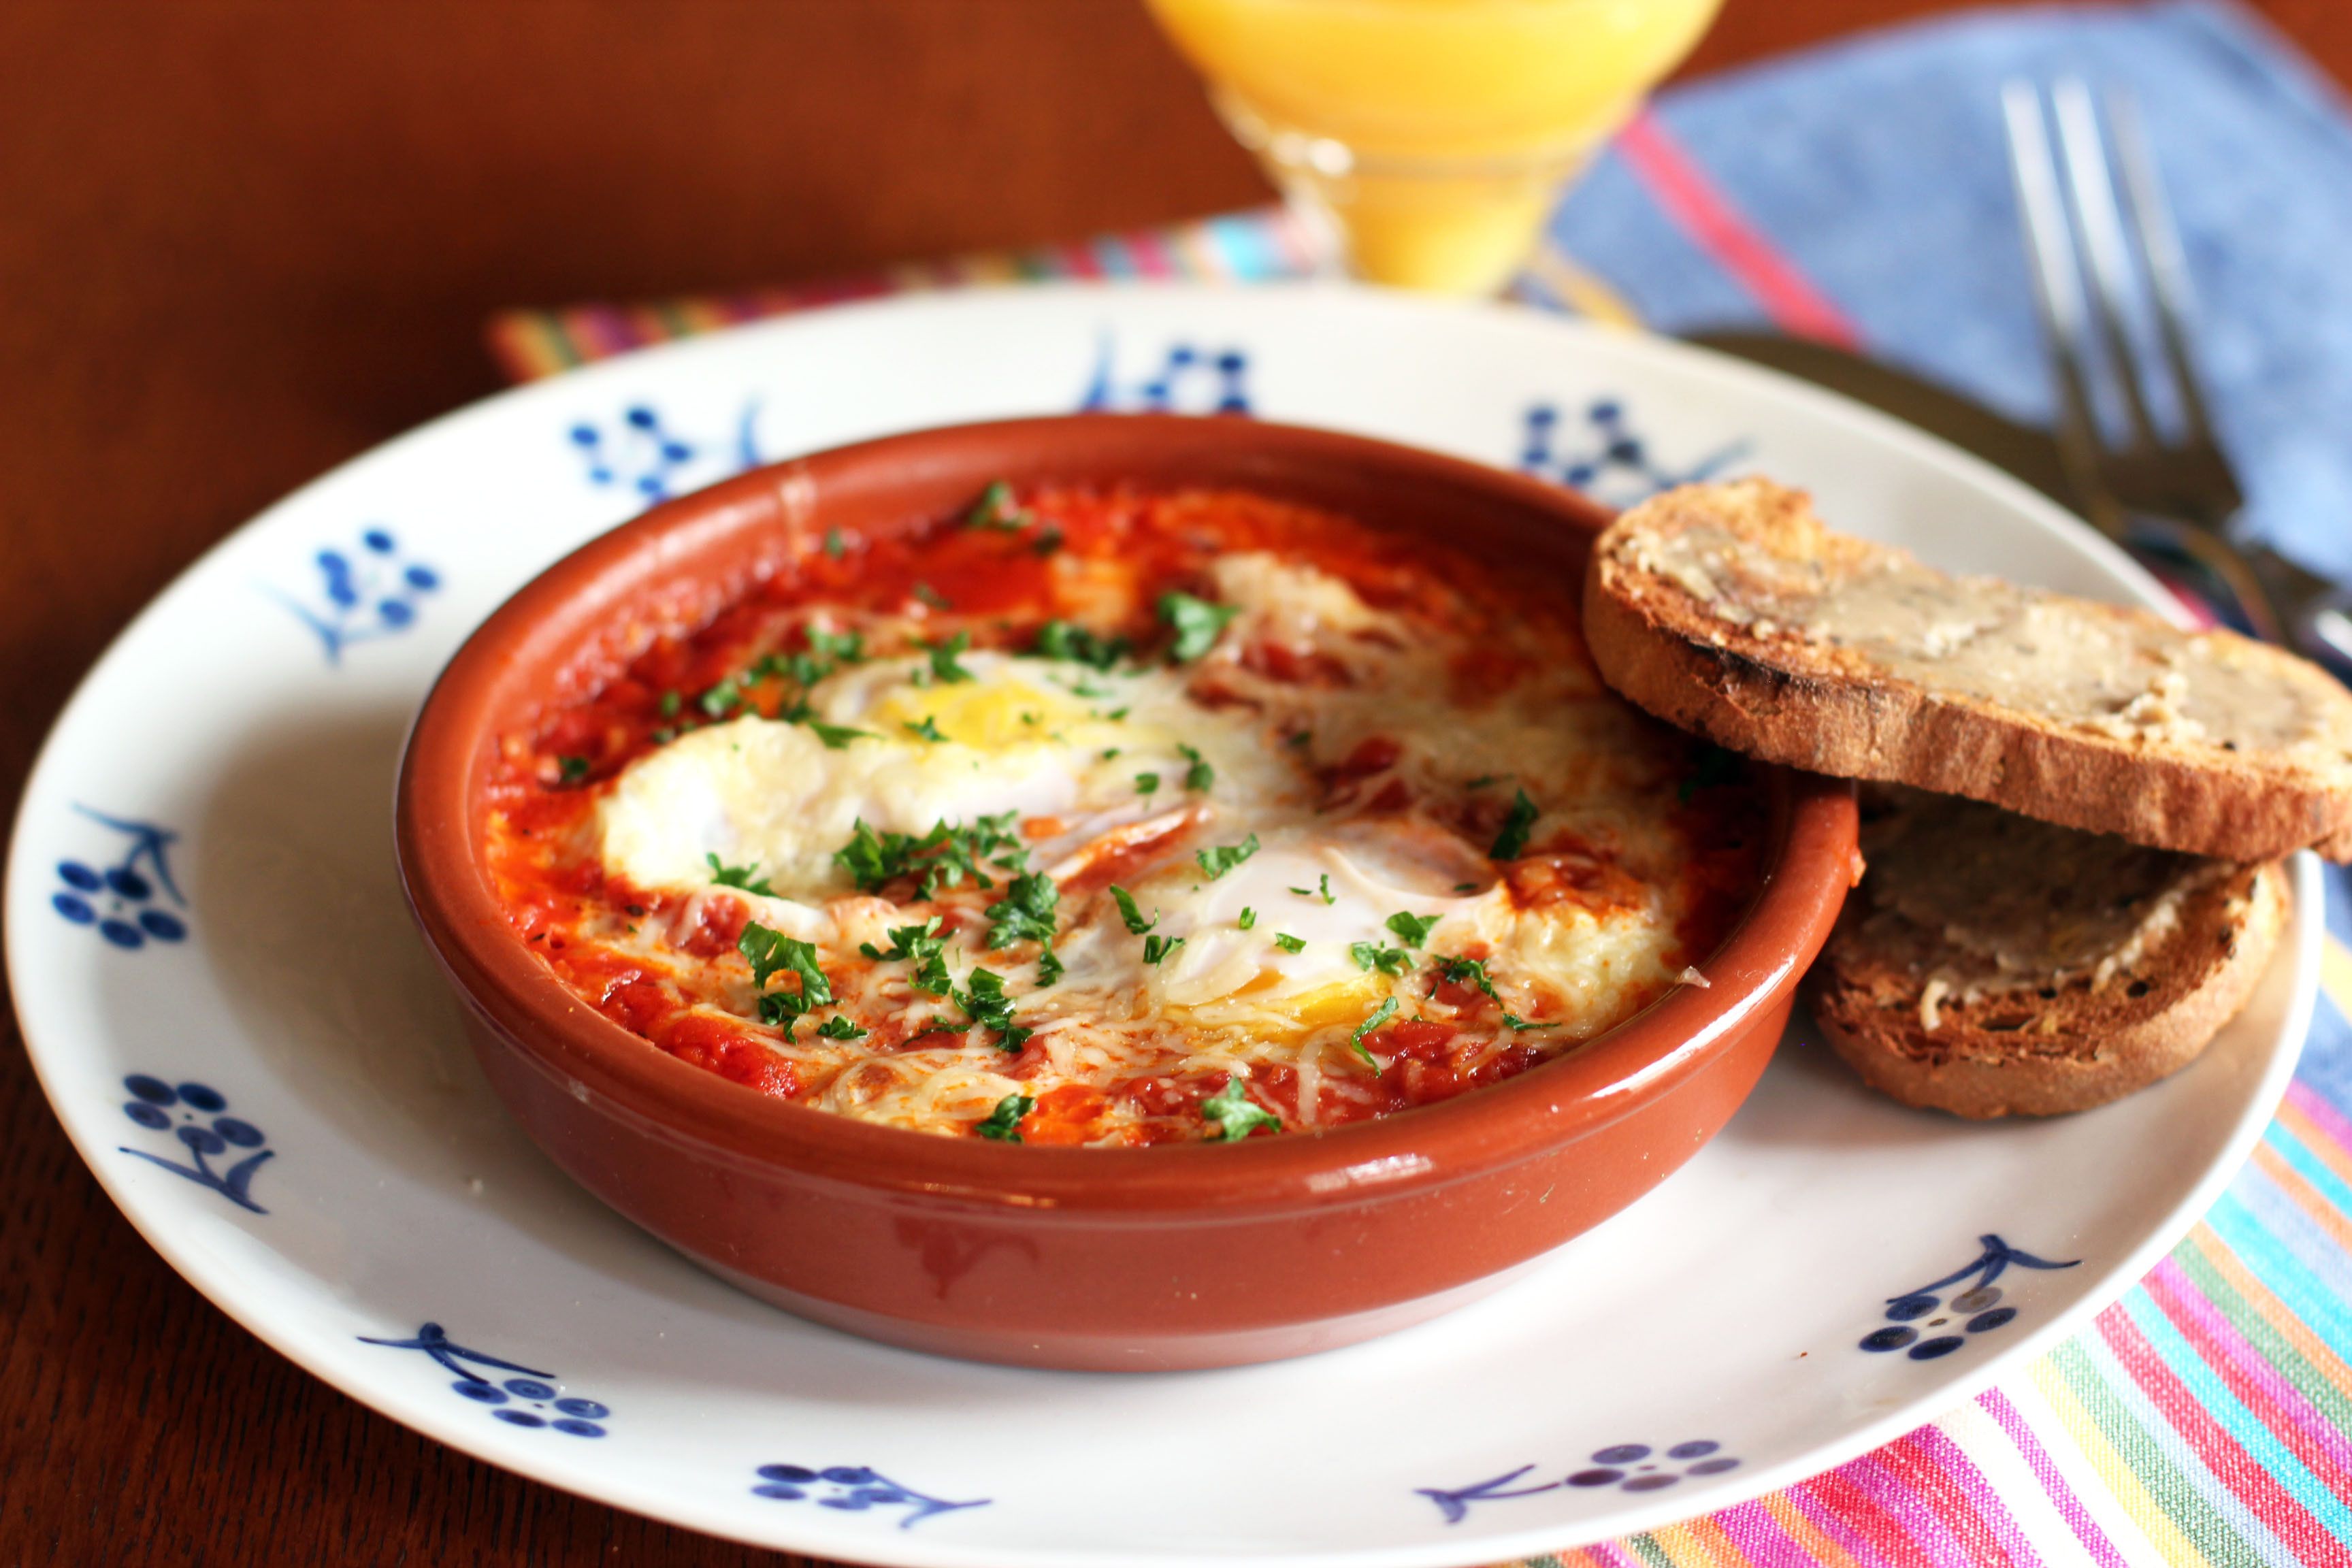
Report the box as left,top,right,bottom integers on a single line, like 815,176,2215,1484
1802,787,2285,1117
1584,479,2352,862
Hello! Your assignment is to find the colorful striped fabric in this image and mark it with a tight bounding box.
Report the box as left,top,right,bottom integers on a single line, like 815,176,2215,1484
484,98,2352,1568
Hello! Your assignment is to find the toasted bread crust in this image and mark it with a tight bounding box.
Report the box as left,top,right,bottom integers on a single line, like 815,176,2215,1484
1803,855,2285,1118
1584,480,2352,862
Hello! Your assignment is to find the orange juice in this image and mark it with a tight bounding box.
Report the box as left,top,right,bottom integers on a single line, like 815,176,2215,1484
1146,0,1720,293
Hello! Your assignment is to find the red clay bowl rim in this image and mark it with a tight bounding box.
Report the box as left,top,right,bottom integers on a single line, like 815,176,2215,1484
397,414,1857,1216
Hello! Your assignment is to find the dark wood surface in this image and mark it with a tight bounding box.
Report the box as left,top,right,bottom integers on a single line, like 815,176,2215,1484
3,3,2345,1562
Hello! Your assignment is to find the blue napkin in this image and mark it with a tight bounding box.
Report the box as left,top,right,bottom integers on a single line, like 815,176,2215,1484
1555,0,2352,583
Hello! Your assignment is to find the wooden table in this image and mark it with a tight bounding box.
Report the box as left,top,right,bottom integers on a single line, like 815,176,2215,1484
2,3,2343,1561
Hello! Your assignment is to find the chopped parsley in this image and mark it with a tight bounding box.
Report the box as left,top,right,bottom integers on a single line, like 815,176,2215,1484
1194,834,1260,881
657,690,682,719
1238,907,1257,930
1286,730,1311,749
1431,954,1550,1030
1134,772,1160,796
738,921,833,1039
806,626,866,666
983,872,1060,949
924,630,975,684
1109,885,1159,935
1199,1077,1279,1142
1289,875,1335,905
1384,911,1441,949
1178,743,1215,793
1350,941,1409,978
1350,996,1400,1065
1032,619,1129,670
698,677,744,717
555,755,589,783
1142,934,1183,965
1159,591,1241,662
860,917,951,996
814,1015,868,1041
1466,774,1505,789
823,526,847,559
953,967,1031,1051
833,812,1024,898
706,853,774,897
800,718,870,749
1035,943,1064,987
1273,932,1305,954
1489,788,1539,862
911,581,952,610
965,479,1030,532
976,1092,1034,1142
904,715,949,743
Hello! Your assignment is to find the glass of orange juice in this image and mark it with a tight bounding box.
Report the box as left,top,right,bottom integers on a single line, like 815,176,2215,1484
1145,0,1722,296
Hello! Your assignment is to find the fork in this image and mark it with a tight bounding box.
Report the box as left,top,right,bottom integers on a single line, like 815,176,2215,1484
1999,77,2352,668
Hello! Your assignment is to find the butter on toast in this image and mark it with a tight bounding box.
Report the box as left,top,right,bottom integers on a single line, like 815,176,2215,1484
1583,479,2352,862
1803,788,2285,1117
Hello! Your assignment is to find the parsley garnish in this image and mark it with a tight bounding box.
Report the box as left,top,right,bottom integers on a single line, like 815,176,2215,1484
832,813,1024,899
1032,619,1129,670
814,1015,868,1041
1142,934,1183,965
904,715,949,743
803,718,870,749
556,755,589,783
1273,933,1305,954
823,526,847,559
976,1092,1034,1141
738,922,833,1040
953,967,1032,1050
706,853,773,897
1033,525,1064,556
911,581,951,610
860,916,953,994
1109,885,1159,935
806,626,866,666
925,630,974,684
1178,743,1214,793
1238,907,1257,930
965,480,1030,532
698,677,743,717
1385,911,1441,949
1431,954,1552,1030
1350,941,1409,978
1286,730,1311,749
1035,943,1064,987
1159,591,1241,662
983,872,1060,949
658,690,682,719
1490,788,1539,862
1195,834,1260,881
1134,772,1160,796
1350,997,1399,1065
1289,875,1335,904
1199,1077,1279,1142
1466,774,1505,789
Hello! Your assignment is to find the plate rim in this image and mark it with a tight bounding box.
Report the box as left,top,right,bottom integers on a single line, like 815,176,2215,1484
2,278,2315,1565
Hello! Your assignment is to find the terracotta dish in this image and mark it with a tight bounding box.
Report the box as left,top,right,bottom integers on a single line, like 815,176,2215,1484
395,415,1857,1371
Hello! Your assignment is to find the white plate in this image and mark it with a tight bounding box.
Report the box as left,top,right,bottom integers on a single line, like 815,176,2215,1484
5,283,2313,1567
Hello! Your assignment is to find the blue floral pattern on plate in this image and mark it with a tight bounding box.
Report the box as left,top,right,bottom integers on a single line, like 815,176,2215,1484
266,527,440,664
1859,1234,2081,1358
1078,336,1252,414
1419,1441,1740,1524
52,807,187,949
1519,398,1748,508
359,1323,610,1437
570,399,763,504
751,1465,987,1529
118,1076,272,1213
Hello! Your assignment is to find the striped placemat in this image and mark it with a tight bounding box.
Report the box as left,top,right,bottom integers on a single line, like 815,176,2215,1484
483,10,2352,1558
